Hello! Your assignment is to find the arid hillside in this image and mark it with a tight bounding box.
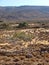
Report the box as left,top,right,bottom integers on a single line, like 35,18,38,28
0,6,49,22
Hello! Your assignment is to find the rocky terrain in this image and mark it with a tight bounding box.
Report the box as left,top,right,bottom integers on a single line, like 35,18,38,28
0,28,49,65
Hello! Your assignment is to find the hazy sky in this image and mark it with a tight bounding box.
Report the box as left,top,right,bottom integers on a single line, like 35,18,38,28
0,0,49,6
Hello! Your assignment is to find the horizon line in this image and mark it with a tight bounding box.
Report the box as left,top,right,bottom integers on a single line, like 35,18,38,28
0,5,49,7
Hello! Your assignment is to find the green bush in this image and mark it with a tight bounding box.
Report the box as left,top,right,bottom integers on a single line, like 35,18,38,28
18,22,28,28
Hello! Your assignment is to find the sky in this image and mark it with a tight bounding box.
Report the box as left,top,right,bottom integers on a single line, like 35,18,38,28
0,0,49,6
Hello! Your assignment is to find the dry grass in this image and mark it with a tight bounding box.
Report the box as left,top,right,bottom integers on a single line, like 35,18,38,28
0,28,49,65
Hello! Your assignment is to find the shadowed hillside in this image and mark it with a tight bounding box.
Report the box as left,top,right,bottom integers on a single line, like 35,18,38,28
0,6,49,22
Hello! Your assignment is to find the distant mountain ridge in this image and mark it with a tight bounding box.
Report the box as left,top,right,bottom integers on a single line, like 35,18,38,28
0,6,49,22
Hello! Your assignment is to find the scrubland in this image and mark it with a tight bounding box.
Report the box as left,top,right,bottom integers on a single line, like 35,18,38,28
0,26,49,65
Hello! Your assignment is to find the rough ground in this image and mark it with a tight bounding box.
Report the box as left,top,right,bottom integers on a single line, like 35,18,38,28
0,28,49,65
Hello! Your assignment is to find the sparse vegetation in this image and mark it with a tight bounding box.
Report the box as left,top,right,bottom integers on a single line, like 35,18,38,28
0,23,9,29
0,22,49,65
13,31,34,42
0,6,49,65
17,22,28,28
